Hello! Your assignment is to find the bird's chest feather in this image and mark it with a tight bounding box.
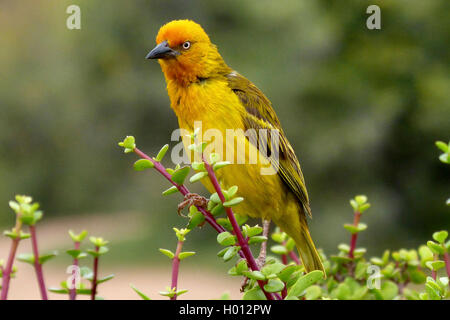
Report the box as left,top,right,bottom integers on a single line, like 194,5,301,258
166,79,288,220
168,79,245,132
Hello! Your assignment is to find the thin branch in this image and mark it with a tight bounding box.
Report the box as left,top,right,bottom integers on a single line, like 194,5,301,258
170,240,184,300
29,225,48,300
348,211,361,259
0,218,23,300
69,241,80,300
202,155,280,300
90,246,100,300
443,252,450,286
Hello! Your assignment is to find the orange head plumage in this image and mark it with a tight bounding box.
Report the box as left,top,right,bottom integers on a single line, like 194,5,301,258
146,20,231,86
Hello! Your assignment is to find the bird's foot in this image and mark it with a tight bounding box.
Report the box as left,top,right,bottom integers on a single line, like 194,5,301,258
177,193,208,216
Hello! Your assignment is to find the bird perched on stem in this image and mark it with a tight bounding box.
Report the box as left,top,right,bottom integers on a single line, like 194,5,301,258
146,20,324,273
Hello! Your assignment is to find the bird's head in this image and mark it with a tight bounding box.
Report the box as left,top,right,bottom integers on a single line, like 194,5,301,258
146,20,229,85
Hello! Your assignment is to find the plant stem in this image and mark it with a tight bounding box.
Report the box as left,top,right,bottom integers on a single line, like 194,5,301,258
29,225,48,300
90,246,100,300
134,147,225,233
170,240,184,300
431,254,437,280
69,241,80,300
348,211,361,259
202,156,280,300
289,251,301,265
132,147,279,300
0,219,23,300
443,252,450,286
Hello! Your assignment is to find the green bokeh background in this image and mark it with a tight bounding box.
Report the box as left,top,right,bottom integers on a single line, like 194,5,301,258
0,0,449,265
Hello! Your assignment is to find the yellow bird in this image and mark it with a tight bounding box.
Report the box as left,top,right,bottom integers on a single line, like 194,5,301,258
146,20,324,273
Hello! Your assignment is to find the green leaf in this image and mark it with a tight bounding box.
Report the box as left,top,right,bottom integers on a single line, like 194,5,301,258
440,153,450,164
287,270,324,298
187,211,205,229
425,260,445,271
68,230,88,243
261,262,285,277
343,223,367,234
270,245,288,255
217,232,236,246
425,283,441,300
248,236,268,244
179,252,196,260
162,186,179,196
242,287,266,300
373,280,399,300
338,243,350,253
39,251,57,264
171,166,190,184
223,246,240,262
130,284,151,300
242,225,262,238
118,136,136,153
277,265,298,283
305,285,322,300
209,153,220,165
66,250,87,260
155,144,169,161
242,270,266,281
89,237,109,247
9,201,20,213
209,192,221,203
403,288,420,300
159,248,175,259
435,141,449,153
432,231,448,244
213,161,231,171
236,259,248,274
409,269,427,284
217,247,229,258
97,274,114,284
189,171,208,183
427,241,445,255
87,246,109,257
227,186,238,198
17,253,35,265
223,197,244,207
264,279,285,293
191,162,206,171
133,159,154,171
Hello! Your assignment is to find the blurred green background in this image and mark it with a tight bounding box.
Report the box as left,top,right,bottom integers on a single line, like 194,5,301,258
0,0,449,269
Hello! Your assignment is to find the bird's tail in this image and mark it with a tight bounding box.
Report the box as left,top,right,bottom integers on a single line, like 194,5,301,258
293,218,325,275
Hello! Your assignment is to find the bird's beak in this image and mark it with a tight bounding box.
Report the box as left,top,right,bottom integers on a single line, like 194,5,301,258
145,40,179,60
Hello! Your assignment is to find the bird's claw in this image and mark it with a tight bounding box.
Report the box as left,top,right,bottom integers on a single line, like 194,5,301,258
177,193,208,216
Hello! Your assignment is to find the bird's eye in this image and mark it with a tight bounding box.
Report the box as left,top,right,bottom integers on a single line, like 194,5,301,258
182,41,191,50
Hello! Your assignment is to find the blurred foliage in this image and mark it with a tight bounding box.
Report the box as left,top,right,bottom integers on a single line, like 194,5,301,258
0,0,448,256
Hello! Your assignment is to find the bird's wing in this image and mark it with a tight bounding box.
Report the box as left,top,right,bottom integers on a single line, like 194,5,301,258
226,71,312,217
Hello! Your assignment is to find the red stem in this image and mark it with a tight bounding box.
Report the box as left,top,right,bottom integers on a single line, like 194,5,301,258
1,218,23,300
69,241,80,300
29,225,48,300
134,148,224,234
443,252,450,285
170,240,184,300
348,211,361,259
289,251,301,265
0,237,20,300
202,156,280,300
90,246,99,300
